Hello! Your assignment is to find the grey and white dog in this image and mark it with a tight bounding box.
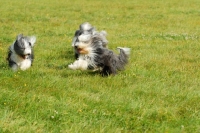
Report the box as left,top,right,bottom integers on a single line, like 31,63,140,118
69,22,130,76
7,34,36,71
71,22,108,59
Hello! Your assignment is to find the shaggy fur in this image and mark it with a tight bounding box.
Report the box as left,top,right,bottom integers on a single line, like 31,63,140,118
7,34,36,71
69,22,130,76
71,22,108,59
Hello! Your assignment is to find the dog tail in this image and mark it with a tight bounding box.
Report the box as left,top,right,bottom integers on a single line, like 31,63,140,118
116,47,131,70
117,47,131,55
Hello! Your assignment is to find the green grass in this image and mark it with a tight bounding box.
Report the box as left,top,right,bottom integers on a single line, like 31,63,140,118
0,0,200,132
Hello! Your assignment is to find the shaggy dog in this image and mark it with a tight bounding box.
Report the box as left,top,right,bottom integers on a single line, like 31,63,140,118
71,22,108,59
69,22,130,76
7,34,36,71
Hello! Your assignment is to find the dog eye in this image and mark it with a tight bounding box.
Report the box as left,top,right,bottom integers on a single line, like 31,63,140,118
28,42,32,46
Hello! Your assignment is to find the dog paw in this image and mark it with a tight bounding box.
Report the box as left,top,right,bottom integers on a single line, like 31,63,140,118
68,64,77,70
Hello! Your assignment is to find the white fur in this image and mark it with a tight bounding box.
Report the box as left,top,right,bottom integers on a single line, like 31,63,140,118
117,47,131,55
76,42,91,50
68,50,98,70
68,58,88,70
29,36,36,46
81,22,92,31
19,58,32,71
78,34,91,42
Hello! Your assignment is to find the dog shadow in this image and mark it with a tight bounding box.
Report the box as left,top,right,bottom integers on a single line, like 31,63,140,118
60,69,101,78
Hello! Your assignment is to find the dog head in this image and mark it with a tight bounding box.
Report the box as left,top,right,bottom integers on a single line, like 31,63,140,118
76,31,109,55
72,22,95,47
14,34,36,59
72,22,108,55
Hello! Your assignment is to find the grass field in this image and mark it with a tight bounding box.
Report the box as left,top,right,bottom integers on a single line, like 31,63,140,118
0,0,200,132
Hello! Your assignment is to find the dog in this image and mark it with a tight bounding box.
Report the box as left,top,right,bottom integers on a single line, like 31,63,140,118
69,22,130,76
7,34,36,71
71,22,108,59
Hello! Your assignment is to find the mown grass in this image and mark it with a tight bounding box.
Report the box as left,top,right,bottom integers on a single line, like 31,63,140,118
0,0,200,132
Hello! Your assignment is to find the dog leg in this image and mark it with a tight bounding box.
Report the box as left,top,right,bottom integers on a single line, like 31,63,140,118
68,59,88,70
8,59,18,71
11,64,18,71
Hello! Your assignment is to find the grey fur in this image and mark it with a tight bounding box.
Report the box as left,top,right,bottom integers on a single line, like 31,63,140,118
89,35,130,76
7,48,18,69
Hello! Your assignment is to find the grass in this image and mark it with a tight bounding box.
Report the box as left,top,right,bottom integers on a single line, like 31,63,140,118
0,0,200,132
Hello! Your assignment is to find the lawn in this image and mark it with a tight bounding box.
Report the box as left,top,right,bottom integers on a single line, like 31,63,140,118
0,0,200,132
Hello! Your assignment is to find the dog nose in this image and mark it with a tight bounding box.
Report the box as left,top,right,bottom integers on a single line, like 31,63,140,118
27,53,31,56
74,46,78,49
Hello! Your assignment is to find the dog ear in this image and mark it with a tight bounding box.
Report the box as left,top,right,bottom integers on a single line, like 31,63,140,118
72,30,82,46
29,36,36,46
16,34,23,40
75,30,82,36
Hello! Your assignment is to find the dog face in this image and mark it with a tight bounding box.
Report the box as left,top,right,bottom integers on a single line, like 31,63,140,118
75,43,92,54
14,34,36,59
72,22,94,46
71,22,96,58
71,22,108,61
